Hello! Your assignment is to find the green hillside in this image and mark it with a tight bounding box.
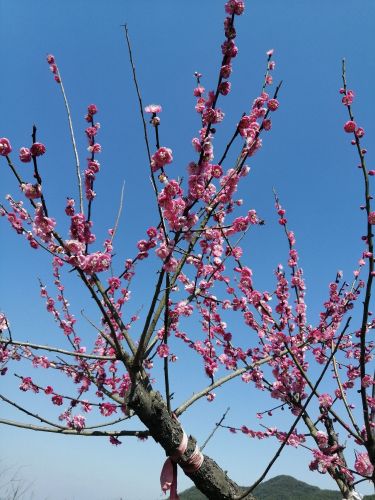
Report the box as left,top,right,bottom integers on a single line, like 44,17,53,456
177,475,375,500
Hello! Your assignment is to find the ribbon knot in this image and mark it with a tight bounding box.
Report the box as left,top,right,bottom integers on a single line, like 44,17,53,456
160,430,204,500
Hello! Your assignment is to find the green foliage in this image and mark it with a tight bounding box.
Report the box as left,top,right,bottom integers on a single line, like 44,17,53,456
177,475,375,500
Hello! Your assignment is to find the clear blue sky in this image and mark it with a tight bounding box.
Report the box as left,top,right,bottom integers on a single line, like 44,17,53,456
1,1,375,499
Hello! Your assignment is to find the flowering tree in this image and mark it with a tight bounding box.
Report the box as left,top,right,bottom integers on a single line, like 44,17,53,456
0,1,374,499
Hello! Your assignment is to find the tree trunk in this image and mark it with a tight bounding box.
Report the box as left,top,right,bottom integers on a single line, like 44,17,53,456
129,383,254,500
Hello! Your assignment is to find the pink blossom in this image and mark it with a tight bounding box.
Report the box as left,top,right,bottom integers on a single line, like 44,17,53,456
146,226,158,238
211,164,223,178
202,107,225,125
219,81,231,95
85,126,98,138
64,239,85,254
267,99,279,111
145,104,162,114
344,120,357,133
33,204,56,242
368,212,375,225
100,402,118,417
46,54,55,64
44,386,54,395
221,40,238,58
108,277,121,290
342,90,354,106
355,127,365,138
151,147,173,172
70,414,86,431
266,49,274,57
361,374,374,388
318,393,333,408
30,142,46,156
0,313,8,331
87,104,98,116
88,143,101,153
193,86,205,97
225,0,245,15
316,431,328,448
21,183,42,200
0,138,12,156
220,64,232,78
52,394,63,406
19,377,38,392
354,452,374,477
109,436,122,446
157,343,170,358
206,392,216,402
263,119,272,131
78,252,112,274
19,147,32,163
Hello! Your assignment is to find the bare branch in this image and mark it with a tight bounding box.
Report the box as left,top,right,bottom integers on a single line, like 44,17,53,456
0,338,115,361
0,418,148,438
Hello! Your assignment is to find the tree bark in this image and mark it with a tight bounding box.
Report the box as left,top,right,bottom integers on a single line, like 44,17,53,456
129,383,254,500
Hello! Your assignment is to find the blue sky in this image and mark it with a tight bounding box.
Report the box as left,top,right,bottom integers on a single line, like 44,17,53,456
1,0,375,498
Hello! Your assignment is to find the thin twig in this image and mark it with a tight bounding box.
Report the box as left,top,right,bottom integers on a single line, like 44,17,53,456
201,407,230,451
56,67,83,213
110,181,125,244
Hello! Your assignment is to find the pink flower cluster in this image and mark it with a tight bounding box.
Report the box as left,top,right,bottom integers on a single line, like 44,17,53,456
18,142,46,163
157,179,187,231
33,204,56,242
354,452,374,477
47,54,61,83
341,90,365,139
69,212,95,245
84,104,101,201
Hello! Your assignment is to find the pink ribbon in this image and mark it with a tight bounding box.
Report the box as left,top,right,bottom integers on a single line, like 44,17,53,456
160,430,204,499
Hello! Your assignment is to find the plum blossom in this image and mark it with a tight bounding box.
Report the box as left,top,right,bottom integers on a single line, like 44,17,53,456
344,121,356,133
368,212,375,225
354,452,373,477
151,147,173,172
225,1,245,16
0,138,12,156
30,142,46,156
21,183,42,200
52,394,63,406
342,89,355,106
267,99,279,111
0,313,8,331
68,414,86,431
33,204,56,242
19,377,39,393
87,104,98,116
145,104,162,114
318,393,333,408
100,402,118,417
19,147,32,163
157,343,170,358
